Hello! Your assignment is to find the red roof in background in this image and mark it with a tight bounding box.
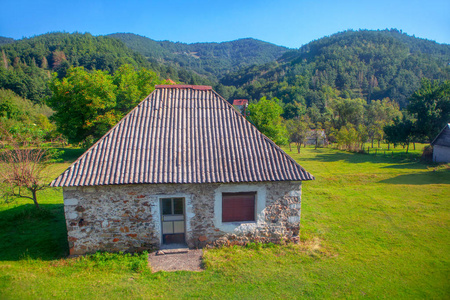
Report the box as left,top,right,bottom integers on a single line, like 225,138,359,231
233,99,248,106
155,84,212,90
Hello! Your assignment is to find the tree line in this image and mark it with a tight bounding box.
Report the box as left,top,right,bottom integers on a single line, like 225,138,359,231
246,79,449,153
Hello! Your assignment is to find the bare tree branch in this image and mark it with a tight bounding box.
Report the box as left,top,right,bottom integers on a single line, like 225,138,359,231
0,125,58,208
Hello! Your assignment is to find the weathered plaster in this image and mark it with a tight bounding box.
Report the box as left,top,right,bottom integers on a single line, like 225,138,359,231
433,145,450,163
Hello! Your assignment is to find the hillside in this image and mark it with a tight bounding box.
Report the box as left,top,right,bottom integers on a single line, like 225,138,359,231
221,29,450,108
0,36,14,46
1,29,449,109
108,33,288,80
0,32,160,102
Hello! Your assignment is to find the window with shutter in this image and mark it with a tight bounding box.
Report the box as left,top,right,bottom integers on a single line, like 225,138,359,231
222,192,256,222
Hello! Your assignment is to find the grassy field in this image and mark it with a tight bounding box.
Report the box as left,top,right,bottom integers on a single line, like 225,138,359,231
0,146,449,299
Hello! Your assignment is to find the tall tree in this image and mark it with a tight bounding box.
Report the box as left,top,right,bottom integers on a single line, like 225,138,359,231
113,64,162,114
247,97,288,145
407,79,450,142
286,116,309,153
47,67,118,144
384,115,414,152
330,97,366,129
366,98,401,147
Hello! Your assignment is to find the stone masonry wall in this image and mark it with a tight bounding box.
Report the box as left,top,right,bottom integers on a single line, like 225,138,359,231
63,181,302,255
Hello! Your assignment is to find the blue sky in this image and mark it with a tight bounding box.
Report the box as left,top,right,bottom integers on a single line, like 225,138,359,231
0,0,449,48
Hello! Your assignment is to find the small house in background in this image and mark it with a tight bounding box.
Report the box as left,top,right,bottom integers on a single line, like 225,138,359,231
431,123,450,163
232,99,248,116
306,129,327,147
52,85,314,255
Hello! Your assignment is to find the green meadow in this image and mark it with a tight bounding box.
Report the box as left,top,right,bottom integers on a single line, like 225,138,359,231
0,146,448,299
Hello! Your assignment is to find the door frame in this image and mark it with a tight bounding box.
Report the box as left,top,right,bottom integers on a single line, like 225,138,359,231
159,196,187,245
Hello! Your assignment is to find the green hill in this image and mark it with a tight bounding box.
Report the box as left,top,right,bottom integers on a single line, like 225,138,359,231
0,32,161,103
1,29,449,109
0,36,14,46
108,33,288,80
220,29,450,108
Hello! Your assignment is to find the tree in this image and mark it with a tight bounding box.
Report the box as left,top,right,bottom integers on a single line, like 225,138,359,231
247,97,288,145
113,64,162,114
366,98,401,147
384,115,414,153
407,79,450,142
282,102,306,120
0,128,58,208
47,67,119,144
330,97,366,129
285,116,309,153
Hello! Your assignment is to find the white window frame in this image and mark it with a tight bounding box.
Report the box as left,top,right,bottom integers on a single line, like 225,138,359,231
213,184,266,233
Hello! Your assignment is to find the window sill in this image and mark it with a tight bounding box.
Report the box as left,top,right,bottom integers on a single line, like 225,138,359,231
222,221,256,225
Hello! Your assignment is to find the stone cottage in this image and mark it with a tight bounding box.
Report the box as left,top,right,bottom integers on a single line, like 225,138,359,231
51,85,314,255
431,123,450,163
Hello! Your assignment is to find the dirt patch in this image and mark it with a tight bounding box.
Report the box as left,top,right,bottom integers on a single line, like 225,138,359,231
148,249,203,272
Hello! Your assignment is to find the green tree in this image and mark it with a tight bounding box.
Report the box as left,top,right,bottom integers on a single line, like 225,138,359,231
330,97,366,129
407,79,450,142
47,67,118,144
113,64,162,114
285,116,309,153
384,115,414,152
366,98,401,147
247,97,288,145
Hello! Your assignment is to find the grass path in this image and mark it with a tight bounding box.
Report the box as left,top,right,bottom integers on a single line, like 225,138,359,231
0,147,448,299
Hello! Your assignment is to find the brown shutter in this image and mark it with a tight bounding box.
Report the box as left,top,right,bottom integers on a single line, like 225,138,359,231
222,192,256,222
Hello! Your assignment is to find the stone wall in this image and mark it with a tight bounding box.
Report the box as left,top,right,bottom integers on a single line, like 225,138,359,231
63,181,302,255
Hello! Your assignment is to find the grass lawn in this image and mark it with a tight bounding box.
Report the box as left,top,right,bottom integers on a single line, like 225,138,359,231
0,146,449,299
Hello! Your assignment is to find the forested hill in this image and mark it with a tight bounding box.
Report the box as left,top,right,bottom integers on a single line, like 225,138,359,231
0,32,161,102
221,29,450,108
1,32,152,74
0,36,14,46
108,33,288,80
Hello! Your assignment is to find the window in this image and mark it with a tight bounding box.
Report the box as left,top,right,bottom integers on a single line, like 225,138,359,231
161,197,184,215
222,192,256,222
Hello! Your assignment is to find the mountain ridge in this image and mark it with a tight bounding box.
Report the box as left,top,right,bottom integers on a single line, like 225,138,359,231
107,33,288,80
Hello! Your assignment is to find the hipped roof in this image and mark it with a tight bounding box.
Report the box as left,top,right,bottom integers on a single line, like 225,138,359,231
51,85,314,187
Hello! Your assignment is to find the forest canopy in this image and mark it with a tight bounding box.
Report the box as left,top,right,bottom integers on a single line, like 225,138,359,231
0,29,449,147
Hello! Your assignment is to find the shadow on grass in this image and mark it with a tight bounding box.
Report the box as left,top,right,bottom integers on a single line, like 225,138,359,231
0,204,68,261
55,147,85,163
299,149,426,169
379,170,450,185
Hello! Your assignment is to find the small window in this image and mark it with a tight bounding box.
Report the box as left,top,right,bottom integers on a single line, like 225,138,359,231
161,197,184,215
222,192,256,222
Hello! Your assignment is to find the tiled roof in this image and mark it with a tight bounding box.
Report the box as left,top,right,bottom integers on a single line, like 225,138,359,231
51,85,314,187
233,99,248,106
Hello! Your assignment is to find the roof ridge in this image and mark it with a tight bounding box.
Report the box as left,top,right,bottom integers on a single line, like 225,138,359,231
155,84,212,90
